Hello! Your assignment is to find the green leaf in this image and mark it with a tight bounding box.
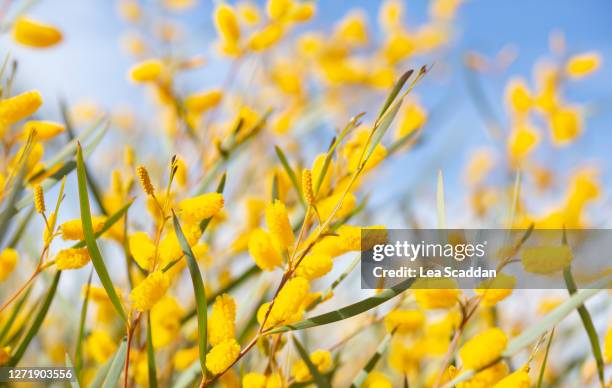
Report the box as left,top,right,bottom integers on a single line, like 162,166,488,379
76,143,127,323
363,100,402,165
9,270,62,366
172,211,207,375
147,314,159,388
536,328,554,388
71,200,133,249
271,173,280,202
350,331,394,388
74,269,93,374
376,69,413,123
270,277,415,333
275,145,305,206
101,337,128,388
292,336,331,388
307,255,359,311
65,353,81,388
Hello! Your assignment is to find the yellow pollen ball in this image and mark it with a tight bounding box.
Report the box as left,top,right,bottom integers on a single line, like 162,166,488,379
459,328,508,370
205,339,240,375
492,368,531,388
295,254,333,280
55,248,91,270
384,309,425,334
185,90,223,113
21,121,65,141
265,199,294,249
59,216,106,241
0,248,19,281
566,52,601,78
178,192,224,223
129,232,156,270
12,17,62,48
129,271,170,311
214,4,241,44
248,228,283,270
129,59,165,83
208,294,237,346
291,349,332,382
0,90,43,131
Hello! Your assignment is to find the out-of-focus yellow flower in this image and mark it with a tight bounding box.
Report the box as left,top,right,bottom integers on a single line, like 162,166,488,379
396,99,427,138
214,4,241,46
457,361,509,388
317,192,357,222
384,309,425,334
248,23,285,52
0,346,10,365
185,90,223,114
237,2,261,25
0,248,19,281
59,216,106,241
389,338,426,373
363,371,392,388
129,232,156,270
55,248,91,270
20,121,65,141
162,0,196,12
117,0,142,22
129,271,170,311
208,294,236,346
459,328,507,370
291,349,332,382
604,325,612,363
151,296,183,348
266,0,292,21
178,192,224,223
265,199,294,249
521,245,572,274
173,346,199,371
12,17,62,48
536,297,563,315
414,278,460,309
242,372,283,388
205,339,240,374
549,106,582,145
121,33,148,58
505,77,532,115
474,273,516,307
493,366,531,388
464,148,495,187
566,52,601,79
379,0,404,32
295,253,333,280
430,0,463,21
258,277,309,328
0,90,43,132
507,122,539,164
382,30,415,65
86,330,117,364
249,228,283,270
289,2,315,22
335,11,368,46
129,59,165,83
414,24,448,52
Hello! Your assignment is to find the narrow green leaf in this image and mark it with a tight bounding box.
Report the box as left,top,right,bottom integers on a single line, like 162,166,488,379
101,337,128,388
271,173,280,202
292,336,331,388
9,271,62,366
364,100,402,164
65,353,81,388
307,255,359,311
376,69,413,123
147,314,159,388
350,331,394,388
270,277,415,333
74,269,93,374
536,328,554,388
274,145,305,206
173,211,207,375
76,143,127,323
71,200,133,249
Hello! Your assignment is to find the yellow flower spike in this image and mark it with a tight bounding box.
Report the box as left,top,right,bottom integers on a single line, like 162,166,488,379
248,228,283,271
266,0,293,21
0,248,19,281
55,248,91,270
505,77,532,114
185,90,223,114
173,346,200,371
242,372,266,388
85,330,117,364
457,361,509,387
129,271,170,311
521,245,573,274
414,278,460,309
566,52,601,79
128,232,156,270
265,199,294,249
430,0,463,21
178,192,224,223
208,294,237,346
549,106,583,145
316,192,357,221
384,309,425,334
493,365,531,388
0,90,43,131
205,339,240,375
291,349,332,382
150,296,183,348
363,371,392,388
379,0,404,32
604,325,612,363
382,31,415,64
237,2,261,25
117,0,142,22
302,169,315,206
248,23,285,52
121,33,148,58
33,184,45,214
12,17,62,48
295,254,333,280
289,2,315,22
129,59,165,83
507,122,539,164
396,99,427,139
335,11,369,46
162,0,196,12
459,328,508,370
214,4,241,44
21,121,65,141
59,216,106,241
311,153,331,197
474,273,516,307
259,277,309,328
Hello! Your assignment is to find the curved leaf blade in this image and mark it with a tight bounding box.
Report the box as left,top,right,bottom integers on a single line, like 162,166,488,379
292,336,331,388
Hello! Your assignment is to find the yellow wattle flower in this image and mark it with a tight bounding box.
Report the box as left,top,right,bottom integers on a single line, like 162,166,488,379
85,330,117,364
59,216,106,241
507,122,539,164
414,279,460,309
178,192,224,223
457,361,509,388
566,52,601,79
173,346,199,371
129,271,170,311
248,228,283,270
242,372,266,388
291,349,332,383
474,273,516,307
549,107,582,145
335,11,369,46
248,23,284,52
604,325,612,363
459,328,507,370
258,276,309,328
265,199,294,249
0,248,19,281
295,254,332,280
396,100,427,139
208,294,237,346
55,248,91,270
185,90,223,113
0,346,10,365
0,90,43,131
33,184,45,214
316,192,357,222
492,367,531,388
205,339,240,375
289,2,315,22
505,78,532,114
521,245,573,274
12,17,62,48
384,309,425,334
214,4,241,44
363,371,392,388
266,0,293,20
237,2,261,25
21,121,65,141
162,0,196,11
150,296,183,348
129,59,165,83
129,232,156,271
